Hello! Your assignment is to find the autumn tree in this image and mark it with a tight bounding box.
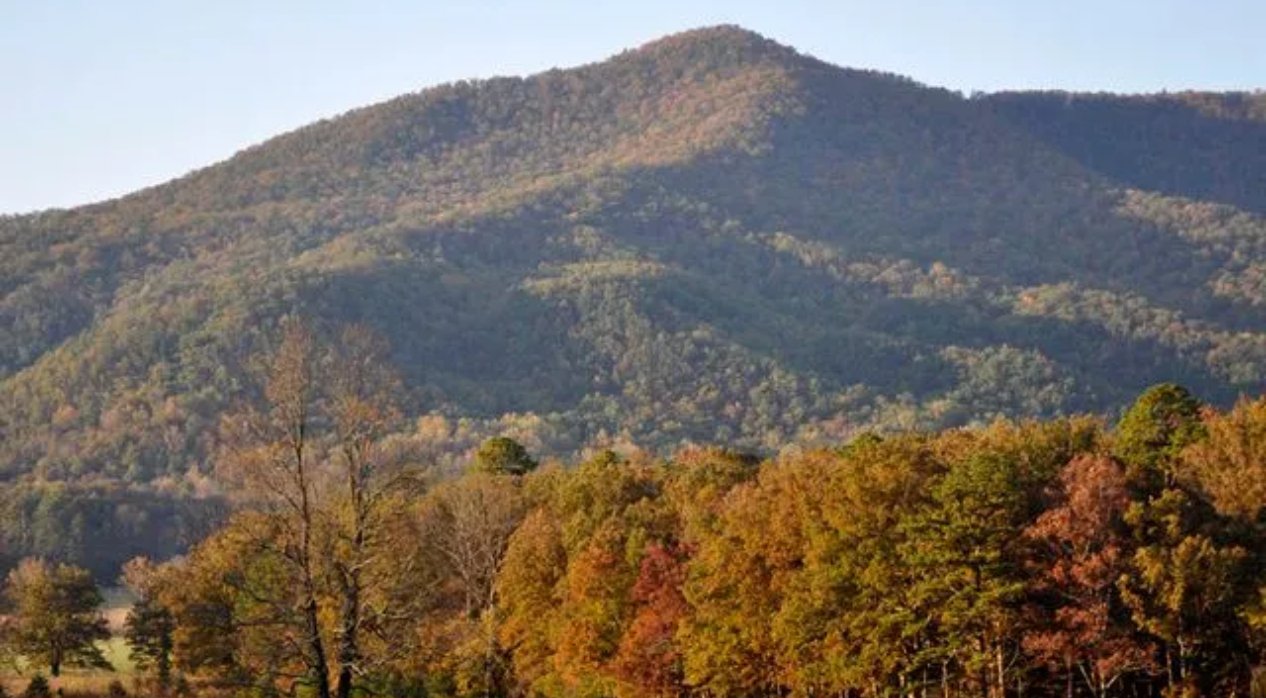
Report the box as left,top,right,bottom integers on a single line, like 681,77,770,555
680,457,817,698
1112,386,1256,694
1179,395,1266,679
218,319,417,698
323,325,415,698
662,446,760,545
551,452,667,698
1024,455,1152,697
159,514,298,689
495,450,671,698
1118,489,1254,695
610,542,690,698
3,558,110,677
775,437,939,697
1181,395,1266,520
219,319,333,698
416,472,527,697
496,509,568,696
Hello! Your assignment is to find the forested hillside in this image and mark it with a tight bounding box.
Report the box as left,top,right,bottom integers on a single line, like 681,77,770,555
1,26,1264,574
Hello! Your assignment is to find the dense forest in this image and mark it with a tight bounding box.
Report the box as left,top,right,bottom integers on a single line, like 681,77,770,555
0,27,1264,576
5,321,1265,698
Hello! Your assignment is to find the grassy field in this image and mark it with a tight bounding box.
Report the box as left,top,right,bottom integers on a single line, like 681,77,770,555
1,587,139,697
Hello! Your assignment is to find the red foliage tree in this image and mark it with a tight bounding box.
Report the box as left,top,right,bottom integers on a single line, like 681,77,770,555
610,543,692,698
1024,455,1154,697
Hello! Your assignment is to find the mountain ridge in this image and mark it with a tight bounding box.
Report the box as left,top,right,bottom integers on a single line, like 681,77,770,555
1,24,1263,488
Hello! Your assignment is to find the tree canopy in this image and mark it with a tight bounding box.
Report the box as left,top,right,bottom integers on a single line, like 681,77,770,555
2,558,110,677
110,367,1266,698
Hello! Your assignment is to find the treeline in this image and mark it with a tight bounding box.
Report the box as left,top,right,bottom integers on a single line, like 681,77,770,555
7,323,1260,698
0,481,226,580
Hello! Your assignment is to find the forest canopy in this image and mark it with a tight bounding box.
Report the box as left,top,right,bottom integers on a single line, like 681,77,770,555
6,378,1260,698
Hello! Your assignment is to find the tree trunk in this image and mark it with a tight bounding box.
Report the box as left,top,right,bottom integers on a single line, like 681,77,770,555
297,462,330,698
334,491,365,698
979,636,989,698
304,593,331,698
295,407,331,698
995,643,1005,698
1175,637,1187,686
335,569,360,698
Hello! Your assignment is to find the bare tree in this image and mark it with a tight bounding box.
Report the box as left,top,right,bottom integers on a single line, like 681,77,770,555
421,474,526,697
324,325,415,698
219,319,331,698
220,320,424,698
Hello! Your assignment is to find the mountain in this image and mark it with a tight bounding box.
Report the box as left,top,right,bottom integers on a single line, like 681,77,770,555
1,26,1264,572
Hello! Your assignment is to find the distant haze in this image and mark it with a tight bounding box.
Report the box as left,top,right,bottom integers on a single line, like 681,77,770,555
2,0,1263,213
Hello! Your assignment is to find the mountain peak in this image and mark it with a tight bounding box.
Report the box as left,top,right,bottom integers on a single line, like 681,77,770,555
624,24,806,68
636,24,780,48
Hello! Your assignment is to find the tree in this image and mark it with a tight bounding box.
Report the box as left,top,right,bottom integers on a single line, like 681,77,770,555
497,509,568,696
496,450,669,698
158,514,296,688
1119,488,1254,695
610,543,690,698
217,320,418,698
218,319,332,698
1178,396,1266,682
3,558,110,677
415,473,527,698
900,453,1029,698
1181,395,1266,520
324,324,413,698
469,437,539,477
680,459,814,698
1023,455,1152,698
121,557,175,693
1114,384,1205,490
777,438,939,697
1113,389,1256,694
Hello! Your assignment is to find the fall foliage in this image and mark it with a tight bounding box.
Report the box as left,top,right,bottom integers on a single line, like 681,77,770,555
56,373,1255,698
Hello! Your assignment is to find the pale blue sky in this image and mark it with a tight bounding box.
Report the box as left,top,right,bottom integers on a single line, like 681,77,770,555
2,0,1262,213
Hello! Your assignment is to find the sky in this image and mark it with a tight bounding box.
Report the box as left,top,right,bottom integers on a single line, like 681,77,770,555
1,0,1262,214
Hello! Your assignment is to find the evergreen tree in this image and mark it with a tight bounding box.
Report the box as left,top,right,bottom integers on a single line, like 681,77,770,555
121,557,175,692
3,559,110,677
470,437,539,477
1114,383,1205,490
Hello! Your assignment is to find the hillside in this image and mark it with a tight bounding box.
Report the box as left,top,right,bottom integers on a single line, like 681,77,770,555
1,26,1264,573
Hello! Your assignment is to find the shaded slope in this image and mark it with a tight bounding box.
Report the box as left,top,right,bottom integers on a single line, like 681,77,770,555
983,90,1266,214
